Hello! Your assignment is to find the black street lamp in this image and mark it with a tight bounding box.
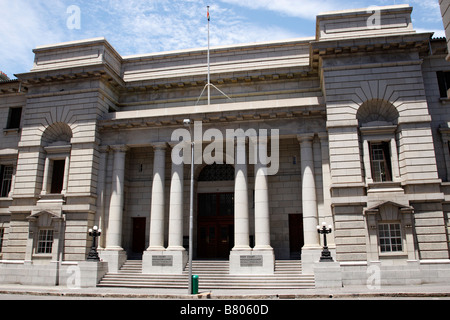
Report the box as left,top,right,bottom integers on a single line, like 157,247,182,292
317,222,333,262
87,226,102,262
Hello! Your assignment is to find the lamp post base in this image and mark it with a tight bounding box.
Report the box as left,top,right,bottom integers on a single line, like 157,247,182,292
319,246,334,262
87,249,100,261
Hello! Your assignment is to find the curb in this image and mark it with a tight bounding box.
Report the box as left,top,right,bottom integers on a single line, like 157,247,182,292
0,289,449,299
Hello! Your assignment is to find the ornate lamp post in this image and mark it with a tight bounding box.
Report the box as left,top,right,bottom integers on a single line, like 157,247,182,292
317,222,333,262
87,226,102,261
184,119,195,294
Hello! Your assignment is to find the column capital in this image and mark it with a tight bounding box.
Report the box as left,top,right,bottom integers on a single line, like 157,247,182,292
151,142,168,150
317,132,329,142
99,145,111,153
297,133,315,143
110,145,129,153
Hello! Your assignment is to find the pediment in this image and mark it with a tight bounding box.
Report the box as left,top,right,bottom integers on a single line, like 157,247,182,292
27,209,63,221
364,201,414,215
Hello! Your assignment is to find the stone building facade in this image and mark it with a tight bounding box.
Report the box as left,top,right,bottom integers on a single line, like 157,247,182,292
440,0,450,60
0,4,450,287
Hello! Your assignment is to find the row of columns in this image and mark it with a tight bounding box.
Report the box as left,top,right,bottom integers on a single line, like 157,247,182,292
101,133,327,267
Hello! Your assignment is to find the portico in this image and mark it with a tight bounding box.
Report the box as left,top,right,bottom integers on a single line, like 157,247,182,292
97,124,327,275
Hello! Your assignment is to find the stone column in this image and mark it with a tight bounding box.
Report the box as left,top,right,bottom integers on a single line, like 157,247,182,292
362,139,373,184
229,138,254,274
161,143,189,273
143,143,180,274
41,157,50,195
100,145,128,273
233,139,250,250
390,137,401,182
298,134,321,273
254,160,272,251
105,145,128,250
148,143,167,251
167,147,185,251
61,154,70,195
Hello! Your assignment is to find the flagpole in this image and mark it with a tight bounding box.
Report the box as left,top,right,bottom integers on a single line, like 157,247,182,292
195,6,233,106
207,5,211,105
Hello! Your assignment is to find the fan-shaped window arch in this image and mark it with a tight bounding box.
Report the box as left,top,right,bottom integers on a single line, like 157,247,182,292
42,122,73,147
356,99,399,127
198,163,234,182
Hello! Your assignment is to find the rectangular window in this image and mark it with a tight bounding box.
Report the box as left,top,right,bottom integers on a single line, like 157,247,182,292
198,193,234,217
437,71,450,98
370,142,392,182
37,229,53,254
0,165,13,197
379,223,402,253
50,160,65,194
6,107,22,129
0,228,4,253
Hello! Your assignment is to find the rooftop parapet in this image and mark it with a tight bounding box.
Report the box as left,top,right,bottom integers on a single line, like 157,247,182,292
316,4,415,41
30,37,122,76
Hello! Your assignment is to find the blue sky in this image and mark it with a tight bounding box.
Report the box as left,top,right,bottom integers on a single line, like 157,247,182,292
0,0,445,78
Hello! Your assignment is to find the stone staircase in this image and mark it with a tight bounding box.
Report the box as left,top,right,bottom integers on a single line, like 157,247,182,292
97,260,315,289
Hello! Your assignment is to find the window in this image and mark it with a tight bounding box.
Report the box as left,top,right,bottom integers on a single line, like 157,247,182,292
50,160,65,194
369,142,392,182
37,229,53,254
198,193,234,217
0,165,13,197
437,71,450,98
0,228,4,253
379,223,402,253
6,107,22,129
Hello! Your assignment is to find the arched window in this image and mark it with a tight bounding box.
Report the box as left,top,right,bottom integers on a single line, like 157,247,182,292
41,122,73,195
357,100,400,184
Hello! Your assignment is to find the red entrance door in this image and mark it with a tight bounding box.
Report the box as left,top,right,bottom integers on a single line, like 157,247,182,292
197,193,234,259
289,214,304,259
132,217,146,254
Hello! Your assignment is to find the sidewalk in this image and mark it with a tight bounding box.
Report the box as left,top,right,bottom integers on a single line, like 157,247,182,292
0,283,449,299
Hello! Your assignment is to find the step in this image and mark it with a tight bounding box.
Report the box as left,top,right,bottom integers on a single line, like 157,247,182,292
97,259,315,289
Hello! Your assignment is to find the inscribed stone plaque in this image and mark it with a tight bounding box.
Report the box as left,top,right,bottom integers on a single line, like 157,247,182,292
240,255,263,267
152,255,173,267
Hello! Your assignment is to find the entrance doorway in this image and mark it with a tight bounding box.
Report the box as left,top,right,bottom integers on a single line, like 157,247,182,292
197,193,234,259
289,214,304,259
132,217,146,257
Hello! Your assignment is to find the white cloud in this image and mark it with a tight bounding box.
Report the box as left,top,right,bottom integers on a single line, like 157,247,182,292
0,0,67,76
217,0,359,20
75,0,299,56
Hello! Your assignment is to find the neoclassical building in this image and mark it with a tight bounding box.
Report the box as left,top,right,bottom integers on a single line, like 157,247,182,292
0,4,450,287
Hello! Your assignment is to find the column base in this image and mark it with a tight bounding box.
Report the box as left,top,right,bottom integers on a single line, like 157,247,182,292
301,247,323,274
99,249,127,273
142,250,187,274
229,249,274,275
